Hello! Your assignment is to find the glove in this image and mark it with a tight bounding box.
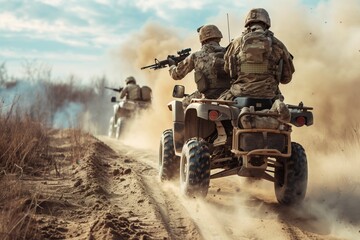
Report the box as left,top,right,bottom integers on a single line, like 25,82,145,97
167,57,176,66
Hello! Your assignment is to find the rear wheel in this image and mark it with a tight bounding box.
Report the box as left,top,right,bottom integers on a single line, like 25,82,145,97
180,138,210,198
159,129,179,181
275,142,308,205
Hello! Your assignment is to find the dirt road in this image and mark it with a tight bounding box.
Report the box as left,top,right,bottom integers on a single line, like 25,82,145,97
100,136,348,240
14,131,357,240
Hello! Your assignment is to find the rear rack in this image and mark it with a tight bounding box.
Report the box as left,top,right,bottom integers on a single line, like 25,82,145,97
287,102,313,111
190,98,236,105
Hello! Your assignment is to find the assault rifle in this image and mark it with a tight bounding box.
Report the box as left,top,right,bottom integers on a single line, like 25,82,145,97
141,48,191,70
105,87,123,92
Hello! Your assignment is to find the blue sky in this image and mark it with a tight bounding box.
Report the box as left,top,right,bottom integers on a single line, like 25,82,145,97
0,0,323,81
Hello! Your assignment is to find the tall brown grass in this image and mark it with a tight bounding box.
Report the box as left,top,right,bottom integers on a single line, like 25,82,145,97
0,102,95,239
0,60,116,238
0,100,48,239
0,62,105,239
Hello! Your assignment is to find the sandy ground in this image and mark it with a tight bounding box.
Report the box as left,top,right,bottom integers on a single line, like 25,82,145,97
7,130,359,240
99,136,351,240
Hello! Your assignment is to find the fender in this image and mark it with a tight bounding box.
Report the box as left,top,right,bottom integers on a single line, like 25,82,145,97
185,102,241,153
185,102,233,121
169,100,241,156
168,100,185,155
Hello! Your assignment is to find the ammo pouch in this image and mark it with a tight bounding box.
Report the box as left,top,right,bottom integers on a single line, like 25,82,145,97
194,71,208,93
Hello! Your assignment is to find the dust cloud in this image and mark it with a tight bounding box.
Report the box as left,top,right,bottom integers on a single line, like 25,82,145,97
109,0,360,239
108,22,200,149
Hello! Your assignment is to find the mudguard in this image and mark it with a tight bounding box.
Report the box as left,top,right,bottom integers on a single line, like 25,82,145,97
169,100,241,156
185,102,233,121
168,100,185,155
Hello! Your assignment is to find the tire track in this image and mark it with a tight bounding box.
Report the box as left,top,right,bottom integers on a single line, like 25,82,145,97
100,136,346,240
100,136,203,240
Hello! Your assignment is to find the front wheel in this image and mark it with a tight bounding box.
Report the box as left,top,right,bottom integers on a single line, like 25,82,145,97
275,142,308,205
158,129,179,181
115,118,124,139
180,138,210,198
108,117,115,138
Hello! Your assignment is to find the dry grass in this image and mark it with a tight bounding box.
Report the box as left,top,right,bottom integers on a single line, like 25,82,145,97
0,101,94,239
0,100,48,239
0,178,38,240
0,103,48,175
0,63,110,239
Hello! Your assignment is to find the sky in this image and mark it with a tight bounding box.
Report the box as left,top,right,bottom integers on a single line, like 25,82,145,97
0,0,323,83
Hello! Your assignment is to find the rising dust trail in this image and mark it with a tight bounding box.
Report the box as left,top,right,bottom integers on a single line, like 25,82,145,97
109,0,360,239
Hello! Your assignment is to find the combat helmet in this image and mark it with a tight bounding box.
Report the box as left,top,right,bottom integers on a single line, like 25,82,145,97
125,76,136,84
244,8,271,28
198,24,223,44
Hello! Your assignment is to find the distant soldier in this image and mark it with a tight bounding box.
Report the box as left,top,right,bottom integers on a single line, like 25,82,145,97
223,8,295,101
168,24,231,101
119,76,142,101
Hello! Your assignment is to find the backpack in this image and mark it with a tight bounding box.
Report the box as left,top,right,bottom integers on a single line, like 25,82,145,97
238,27,273,74
194,45,231,94
140,86,152,101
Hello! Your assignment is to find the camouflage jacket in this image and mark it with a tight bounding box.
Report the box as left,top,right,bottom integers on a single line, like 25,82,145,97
169,41,231,98
119,83,141,100
224,28,295,99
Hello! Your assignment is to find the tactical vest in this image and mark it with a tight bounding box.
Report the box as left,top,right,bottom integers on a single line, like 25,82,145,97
127,84,141,100
237,26,277,76
194,44,231,94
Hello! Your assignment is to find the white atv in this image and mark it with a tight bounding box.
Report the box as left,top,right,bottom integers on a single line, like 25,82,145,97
159,85,313,205
108,97,150,139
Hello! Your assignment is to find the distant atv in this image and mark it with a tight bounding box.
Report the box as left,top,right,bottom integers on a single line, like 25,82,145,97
159,85,313,205
108,87,152,139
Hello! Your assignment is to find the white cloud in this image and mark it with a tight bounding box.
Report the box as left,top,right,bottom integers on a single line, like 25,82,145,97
0,48,101,62
135,0,206,11
67,5,102,20
93,0,111,5
34,0,64,7
134,0,207,19
0,12,117,47
0,12,79,34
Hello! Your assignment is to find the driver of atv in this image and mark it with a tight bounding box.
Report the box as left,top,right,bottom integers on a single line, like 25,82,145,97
119,76,142,101
222,8,295,123
168,24,231,106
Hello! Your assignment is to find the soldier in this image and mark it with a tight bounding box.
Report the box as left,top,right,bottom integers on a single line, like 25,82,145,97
168,24,231,102
222,8,295,122
223,8,294,100
119,76,142,101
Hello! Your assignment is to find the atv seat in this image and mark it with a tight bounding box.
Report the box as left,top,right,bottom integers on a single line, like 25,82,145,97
233,97,273,111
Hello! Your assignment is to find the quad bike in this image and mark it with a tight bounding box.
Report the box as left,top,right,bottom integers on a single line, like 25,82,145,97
159,85,313,205
108,97,151,139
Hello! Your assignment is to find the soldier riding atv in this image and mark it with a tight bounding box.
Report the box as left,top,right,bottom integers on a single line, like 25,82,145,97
159,85,313,205
107,76,152,139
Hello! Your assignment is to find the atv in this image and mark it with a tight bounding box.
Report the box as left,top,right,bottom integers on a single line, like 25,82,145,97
108,97,151,139
159,85,313,205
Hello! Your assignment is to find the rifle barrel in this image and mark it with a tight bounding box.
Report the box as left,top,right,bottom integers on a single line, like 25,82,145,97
140,48,191,70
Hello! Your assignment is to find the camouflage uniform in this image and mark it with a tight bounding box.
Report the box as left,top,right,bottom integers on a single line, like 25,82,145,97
223,8,295,125
120,76,141,100
169,25,231,100
223,9,295,100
